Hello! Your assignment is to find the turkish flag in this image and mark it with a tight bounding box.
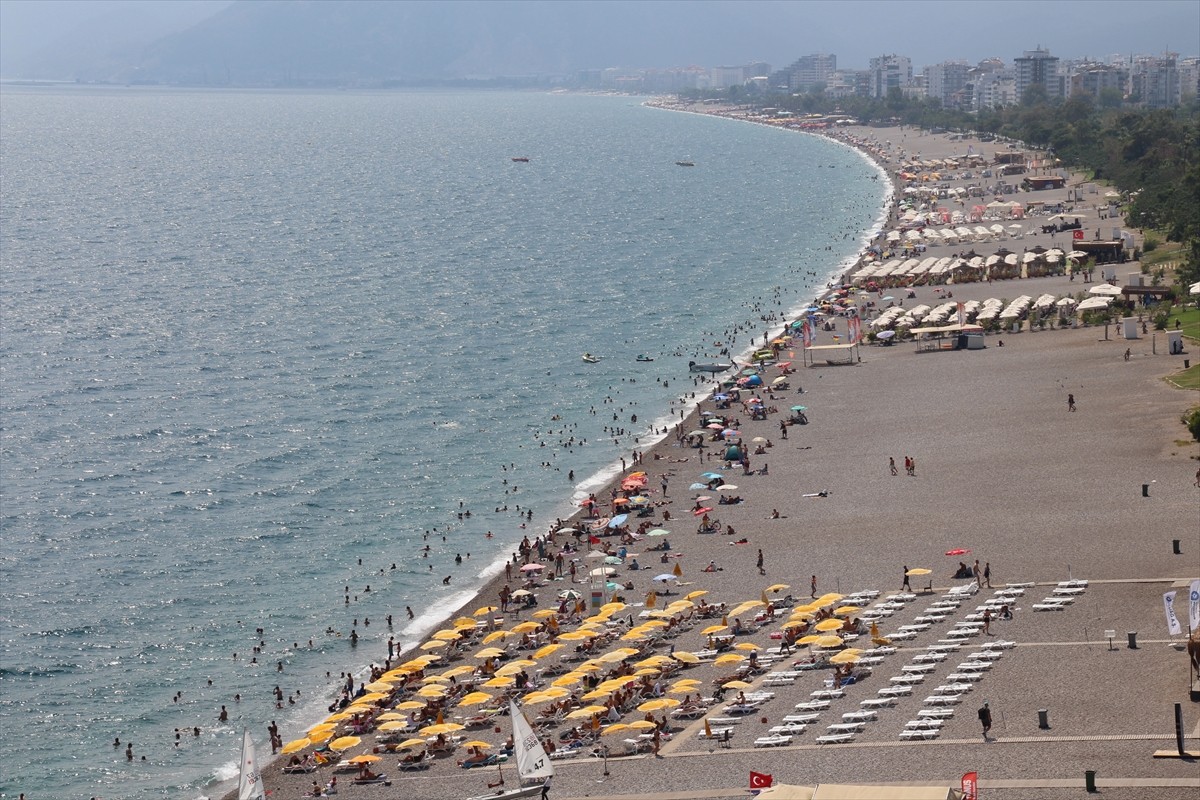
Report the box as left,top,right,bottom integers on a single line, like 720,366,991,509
750,771,774,789
1072,229,1085,240
588,535,601,544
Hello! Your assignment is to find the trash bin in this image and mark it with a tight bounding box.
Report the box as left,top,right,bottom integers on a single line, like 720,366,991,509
1085,770,1098,793
1038,709,1049,729
1127,631,1139,649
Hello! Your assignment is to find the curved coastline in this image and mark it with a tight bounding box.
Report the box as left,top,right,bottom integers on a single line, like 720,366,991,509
225,100,894,799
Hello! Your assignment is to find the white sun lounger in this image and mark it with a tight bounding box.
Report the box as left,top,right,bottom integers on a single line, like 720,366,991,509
923,694,962,705
877,686,913,697
783,713,821,724
885,631,917,641
905,718,944,729
1057,580,1088,588
754,735,792,747
956,661,992,672
816,733,855,744
979,639,1016,650
860,697,896,708
825,722,866,733
925,643,961,652
769,723,808,735
795,700,831,711
934,683,973,694
697,727,734,739
899,728,940,740
842,710,878,722
945,672,983,682
890,674,925,685
763,675,795,687
1053,586,1086,596
912,652,947,663
810,689,845,700
913,615,948,624
917,708,955,719
903,663,938,673
1032,602,1067,611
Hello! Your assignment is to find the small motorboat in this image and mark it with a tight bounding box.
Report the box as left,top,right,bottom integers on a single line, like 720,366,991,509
511,157,530,162
689,361,733,373
676,161,695,167
582,353,600,363
636,355,654,362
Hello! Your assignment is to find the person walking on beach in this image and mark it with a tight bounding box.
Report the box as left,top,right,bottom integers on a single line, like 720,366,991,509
1068,393,1076,412
983,562,992,588
978,702,992,738
811,575,818,599
660,475,668,498
889,457,898,476
757,549,766,576
541,774,552,800
902,566,911,591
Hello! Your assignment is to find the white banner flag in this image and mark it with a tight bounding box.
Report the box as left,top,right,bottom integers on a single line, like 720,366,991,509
1189,580,1200,632
1163,591,1182,636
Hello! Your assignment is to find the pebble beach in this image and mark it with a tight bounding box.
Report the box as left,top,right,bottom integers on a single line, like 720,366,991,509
246,114,1199,800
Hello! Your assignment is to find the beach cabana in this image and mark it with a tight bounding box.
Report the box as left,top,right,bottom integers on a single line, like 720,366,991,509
802,342,859,367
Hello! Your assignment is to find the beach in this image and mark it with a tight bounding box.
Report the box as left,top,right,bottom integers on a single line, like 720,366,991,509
246,118,1199,800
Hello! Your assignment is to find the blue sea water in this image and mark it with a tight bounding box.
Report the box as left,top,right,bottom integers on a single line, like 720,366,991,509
0,87,885,799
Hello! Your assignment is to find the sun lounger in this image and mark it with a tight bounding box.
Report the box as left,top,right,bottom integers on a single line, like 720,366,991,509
706,716,742,726
979,639,1016,650
898,623,931,633
1057,580,1088,588
899,729,940,740
783,713,822,724
905,718,944,729
913,615,948,624
825,722,865,733
1006,581,1035,588
697,727,734,739
283,763,318,774
754,735,792,747
548,749,581,761
842,710,877,722
956,661,992,672
917,707,955,719
944,629,976,639
795,700,831,711
889,674,924,685
816,733,855,744
670,707,707,720
859,697,896,709
810,689,844,700
864,645,896,655
352,775,391,786
885,631,917,641
746,691,776,701
934,683,973,694
911,652,947,663
763,675,795,687
1032,602,1067,611
923,694,962,705
770,723,808,735
903,663,938,674
945,672,982,682
877,686,913,698
722,703,761,715
397,755,432,771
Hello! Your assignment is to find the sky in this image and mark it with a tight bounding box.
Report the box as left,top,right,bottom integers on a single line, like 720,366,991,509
1,0,1197,79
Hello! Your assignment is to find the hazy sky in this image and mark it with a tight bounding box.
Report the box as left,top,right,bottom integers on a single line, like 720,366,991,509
2,0,1197,78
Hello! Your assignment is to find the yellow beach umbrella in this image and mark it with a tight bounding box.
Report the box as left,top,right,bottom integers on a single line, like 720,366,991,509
796,634,822,646
324,711,355,722
398,738,428,750
393,700,426,711
458,691,494,707
792,604,820,615
556,631,589,641
670,651,700,664
552,673,584,687
713,654,745,666
377,712,405,721
474,606,499,616
765,583,790,593
733,642,761,651
475,647,506,659
701,624,729,635
482,676,514,688
453,617,478,628
364,681,396,693
432,629,462,640
417,686,447,697
833,606,862,617
580,688,613,701
280,738,310,755
420,640,448,650
722,679,752,689
815,593,845,606
667,685,697,694
567,706,607,719
906,568,932,576
348,754,382,764
356,692,388,703
533,643,562,659
601,723,629,736
600,602,627,614
307,730,333,744
441,665,476,678
532,609,558,619
307,722,337,734
830,651,862,665
482,631,509,644
462,740,492,749
510,622,541,634
815,635,844,647
815,619,844,632
421,674,450,684
782,619,810,630
627,720,657,730
420,722,465,735
636,698,673,712
632,667,660,677
329,736,362,752
378,721,411,732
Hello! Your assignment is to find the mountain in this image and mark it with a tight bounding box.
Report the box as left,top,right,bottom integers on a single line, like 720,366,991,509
2,0,793,85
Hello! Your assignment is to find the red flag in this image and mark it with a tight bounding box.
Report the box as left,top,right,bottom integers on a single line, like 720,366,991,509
750,771,774,789
1072,229,1085,240
588,535,600,544
961,771,978,800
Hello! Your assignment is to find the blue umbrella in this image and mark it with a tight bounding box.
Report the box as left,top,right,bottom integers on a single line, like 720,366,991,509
712,394,729,401
702,472,723,480
790,405,808,412
608,514,628,528
689,483,708,490
724,446,742,461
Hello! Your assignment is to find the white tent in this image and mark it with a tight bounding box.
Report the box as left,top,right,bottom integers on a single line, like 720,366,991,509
1077,296,1112,311
1088,284,1123,296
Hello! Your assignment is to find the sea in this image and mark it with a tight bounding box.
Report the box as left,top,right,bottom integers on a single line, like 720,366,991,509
0,87,887,800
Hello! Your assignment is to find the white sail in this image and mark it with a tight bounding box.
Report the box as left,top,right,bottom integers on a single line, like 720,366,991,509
509,700,554,783
237,730,265,800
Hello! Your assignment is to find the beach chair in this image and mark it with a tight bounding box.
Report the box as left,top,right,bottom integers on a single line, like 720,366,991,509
397,753,432,771
899,729,940,740
903,663,938,673
795,700,831,711
877,686,912,698
841,710,877,722
1032,602,1067,612
809,689,844,700
782,713,821,724
815,733,856,744
282,762,318,774
754,735,792,747
923,694,962,706
955,661,992,672
769,724,807,736
351,774,391,786
945,672,983,683
859,697,896,709
905,719,944,729
889,674,924,685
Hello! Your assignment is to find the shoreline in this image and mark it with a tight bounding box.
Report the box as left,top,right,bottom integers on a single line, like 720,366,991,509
240,110,1197,800
217,98,896,800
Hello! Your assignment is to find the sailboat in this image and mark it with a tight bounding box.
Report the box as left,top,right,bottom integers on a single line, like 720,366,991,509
237,730,265,800
468,700,554,799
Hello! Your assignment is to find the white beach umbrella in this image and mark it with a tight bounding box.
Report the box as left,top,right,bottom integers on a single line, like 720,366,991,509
1088,284,1123,297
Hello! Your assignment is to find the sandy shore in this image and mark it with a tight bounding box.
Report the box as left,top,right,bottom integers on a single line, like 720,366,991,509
245,119,1199,800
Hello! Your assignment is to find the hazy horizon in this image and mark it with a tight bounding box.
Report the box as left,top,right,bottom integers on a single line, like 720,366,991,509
1,0,1197,83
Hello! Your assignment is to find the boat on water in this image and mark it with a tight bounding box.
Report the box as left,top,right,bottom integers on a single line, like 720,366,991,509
468,701,554,800
689,360,733,373
636,354,654,362
511,157,530,162
238,730,265,800
676,160,695,167
582,353,600,363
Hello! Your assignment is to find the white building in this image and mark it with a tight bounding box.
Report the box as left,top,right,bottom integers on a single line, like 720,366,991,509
868,54,912,97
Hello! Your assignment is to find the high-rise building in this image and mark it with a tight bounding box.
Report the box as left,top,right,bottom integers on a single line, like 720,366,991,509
1131,53,1181,108
1179,57,1200,102
924,61,970,108
1069,62,1128,103
783,53,837,92
1014,47,1062,101
868,54,912,97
